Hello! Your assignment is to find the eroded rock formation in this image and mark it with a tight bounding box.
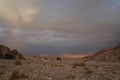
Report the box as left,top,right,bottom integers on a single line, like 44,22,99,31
0,45,24,59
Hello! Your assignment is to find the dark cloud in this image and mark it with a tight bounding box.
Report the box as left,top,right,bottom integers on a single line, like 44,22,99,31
0,0,120,55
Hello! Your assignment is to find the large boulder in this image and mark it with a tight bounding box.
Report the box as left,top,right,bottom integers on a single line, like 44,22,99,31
0,45,3,58
0,45,11,58
0,45,24,59
11,49,24,59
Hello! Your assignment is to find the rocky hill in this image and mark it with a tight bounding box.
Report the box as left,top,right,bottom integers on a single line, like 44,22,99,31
0,45,24,59
88,43,120,61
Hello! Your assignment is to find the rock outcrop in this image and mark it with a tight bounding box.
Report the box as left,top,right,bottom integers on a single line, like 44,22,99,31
11,49,24,59
0,45,24,59
89,43,120,61
0,45,10,58
114,43,120,49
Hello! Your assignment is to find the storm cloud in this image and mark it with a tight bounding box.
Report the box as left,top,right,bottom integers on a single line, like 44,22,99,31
0,0,120,55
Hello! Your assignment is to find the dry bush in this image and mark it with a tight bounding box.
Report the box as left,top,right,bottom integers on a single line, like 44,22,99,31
65,75,75,79
117,56,120,60
0,72,3,76
14,60,22,65
51,64,63,67
44,57,48,60
9,71,19,80
0,65,6,68
56,57,62,60
84,66,93,74
72,62,85,68
9,71,28,80
85,69,93,74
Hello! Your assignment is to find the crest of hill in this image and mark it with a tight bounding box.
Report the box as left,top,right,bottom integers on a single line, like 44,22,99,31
88,43,120,61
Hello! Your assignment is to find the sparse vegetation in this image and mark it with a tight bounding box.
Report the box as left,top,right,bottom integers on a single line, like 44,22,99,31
0,72,3,76
9,71,28,80
65,75,75,79
44,57,48,60
0,43,120,80
0,65,6,68
56,57,62,60
83,66,93,74
85,69,93,74
51,64,63,67
72,62,85,68
0,55,120,80
9,70,19,80
14,60,22,65
101,58,106,61
117,56,120,60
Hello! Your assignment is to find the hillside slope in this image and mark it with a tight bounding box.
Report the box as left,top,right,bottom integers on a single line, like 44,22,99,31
89,43,120,61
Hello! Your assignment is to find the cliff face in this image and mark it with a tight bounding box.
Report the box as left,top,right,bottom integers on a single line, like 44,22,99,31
0,45,24,59
89,43,120,61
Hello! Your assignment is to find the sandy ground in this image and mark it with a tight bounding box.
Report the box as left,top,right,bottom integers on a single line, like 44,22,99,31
0,56,120,80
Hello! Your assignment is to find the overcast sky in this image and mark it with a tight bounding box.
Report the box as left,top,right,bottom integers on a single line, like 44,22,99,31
0,0,120,55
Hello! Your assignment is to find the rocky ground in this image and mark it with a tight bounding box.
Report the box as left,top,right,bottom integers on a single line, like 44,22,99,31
0,56,120,80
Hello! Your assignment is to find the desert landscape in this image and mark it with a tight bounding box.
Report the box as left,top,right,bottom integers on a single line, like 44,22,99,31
0,0,120,80
0,43,120,80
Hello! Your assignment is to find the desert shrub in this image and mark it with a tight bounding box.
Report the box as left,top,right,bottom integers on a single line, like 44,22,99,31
28,62,30,64
101,58,106,61
72,62,85,68
9,70,28,80
83,66,93,74
9,70,19,80
51,64,63,67
4,54,14,59
14,60,22,65
43,62,46,65
85,69,93,74
117,56,120,60
0,72,3,76
65,75,75,79
56,57,62,60
0,65,6,68
44,57,47,60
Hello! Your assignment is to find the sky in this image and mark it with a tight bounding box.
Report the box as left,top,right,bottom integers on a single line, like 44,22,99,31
0,0,120,55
